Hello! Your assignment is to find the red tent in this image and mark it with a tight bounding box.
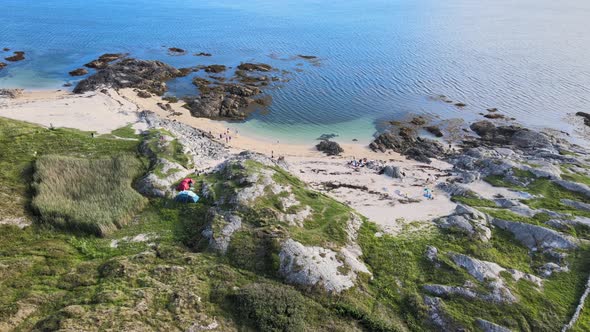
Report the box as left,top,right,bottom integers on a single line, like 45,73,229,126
176,178,194,191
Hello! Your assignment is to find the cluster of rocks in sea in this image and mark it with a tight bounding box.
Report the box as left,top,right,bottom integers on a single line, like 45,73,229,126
71,54,291,120
1,49,25,70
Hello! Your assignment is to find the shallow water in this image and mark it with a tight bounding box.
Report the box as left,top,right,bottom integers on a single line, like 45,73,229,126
1,0,589,144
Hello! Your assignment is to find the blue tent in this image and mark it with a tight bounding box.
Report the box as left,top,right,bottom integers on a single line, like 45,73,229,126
174,190,200,203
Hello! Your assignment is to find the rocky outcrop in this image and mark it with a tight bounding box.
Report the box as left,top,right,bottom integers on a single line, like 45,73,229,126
423,296,459,331
450,253,542,303
435,205,491,242
0,88,24,99
184,83,265,120
74,58,183,95
202,65,226,73
575,112,590,127
476,319,512,332
278,239,370,293
168,47,186,55
382,165,404,178
68,68,88,76
561,199,590,212
491,218,579,251
470,120,552,149
201,209,242,253
370,129,446,163
425,126,443,137
136,158,192,198
4,51,25,62
84,53,127,69
316,140,343,156
555,180,590,199
237,63,272,72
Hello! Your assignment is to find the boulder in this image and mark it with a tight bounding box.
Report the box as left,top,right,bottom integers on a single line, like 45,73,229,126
382,165,404,178
561,199,590,212
194,52,212,57
84,53,126,69
237,63,273,72
491,218,579,250
576,112,590,127
423,284,477,300
4,51,25,62
316,140,343,156
137,90,152,98
68,68,88,77
555,180,590,198
538,262,569,277
476,319,512,332
168,47,186,55
470,121,552,149
435,205,491,242
185,83,264,120
202,65,226,73
74,58,183,95
425,126,444,137
369,131,446,164
0,62,6,70
201,209,242,253
0,88,24,99
278,239,370,293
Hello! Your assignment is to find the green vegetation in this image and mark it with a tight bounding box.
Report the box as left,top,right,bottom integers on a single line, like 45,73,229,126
109,124,139,139
232,283,306,331
31,155,147,236
2,116,590,331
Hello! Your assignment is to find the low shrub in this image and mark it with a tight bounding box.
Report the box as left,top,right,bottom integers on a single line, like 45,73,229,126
233,283,306,332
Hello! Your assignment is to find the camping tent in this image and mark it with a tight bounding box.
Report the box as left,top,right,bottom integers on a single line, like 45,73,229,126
177,178,194,191
174,190,200,203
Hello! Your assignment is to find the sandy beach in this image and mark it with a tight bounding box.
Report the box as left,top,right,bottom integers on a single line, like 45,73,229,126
0,88,466,228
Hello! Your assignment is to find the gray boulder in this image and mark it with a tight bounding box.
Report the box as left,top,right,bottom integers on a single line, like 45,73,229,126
555,180,590,199
278,239,371,293
561,199,590,212
492,218,579,251
476,318,512,332
382,165,404,178
436,205,491,242
201,209,242,253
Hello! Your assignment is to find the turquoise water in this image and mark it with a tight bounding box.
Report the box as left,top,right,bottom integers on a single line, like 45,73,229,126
1,0,589,144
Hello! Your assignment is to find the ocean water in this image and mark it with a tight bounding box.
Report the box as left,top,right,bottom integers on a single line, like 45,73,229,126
1,0,589,144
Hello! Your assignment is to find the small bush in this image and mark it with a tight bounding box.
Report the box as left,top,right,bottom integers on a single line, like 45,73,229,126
233,283,306,332
32,155,147,236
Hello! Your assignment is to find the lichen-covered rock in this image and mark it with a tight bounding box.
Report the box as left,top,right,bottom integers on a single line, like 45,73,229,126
435,204,491,242
538,262,569,277
491,218,579,251
201,209,242,253
476,318,512,332
278,239,370,293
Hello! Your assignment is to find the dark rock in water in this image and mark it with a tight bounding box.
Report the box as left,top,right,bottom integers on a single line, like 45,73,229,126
298,55,317,59
470,120,551,149
184,83,264,120
370,130,446,164
63,82,73,87
74,58,183,95
0,62,6,70
487,108,498,112
410,116,427,126
2,48,9,52
237,63,272,72
575,112,590,127
352,138,358,142
5,51,25,62
168,47,186,55
177,68,193,77
425,126,444,137
137,90,152,98
235,70,269,84
484,113,505,119
398,127,415,139
68,68,88,76
84,53,126,69
202,65,227,73
194,52,212,57
455,102,467,107
316,140,343,156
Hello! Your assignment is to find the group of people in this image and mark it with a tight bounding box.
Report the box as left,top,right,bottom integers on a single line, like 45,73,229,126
348,157,371,168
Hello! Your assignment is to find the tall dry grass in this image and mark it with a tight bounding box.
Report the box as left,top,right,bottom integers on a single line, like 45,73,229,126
32,155,147,236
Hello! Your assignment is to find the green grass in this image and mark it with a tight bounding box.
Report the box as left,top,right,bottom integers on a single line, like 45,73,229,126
143,129,191,169
451,195,497,208
31,155,147,236
110,124,139,139
0,117,140,220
